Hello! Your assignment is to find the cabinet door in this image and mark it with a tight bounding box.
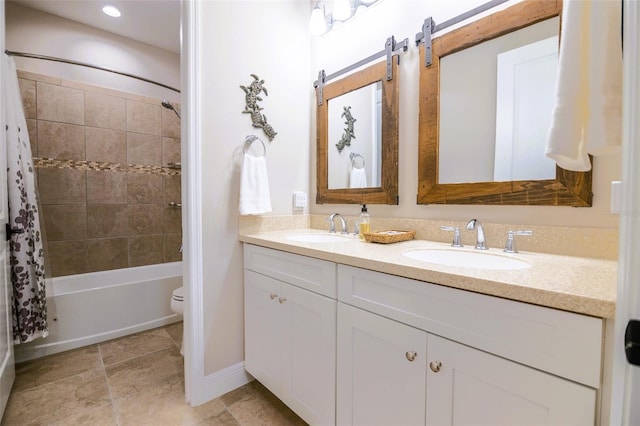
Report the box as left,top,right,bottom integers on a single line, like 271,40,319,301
244,271,283,395
281,283,336,425
337,303,427,426
426,334,596,426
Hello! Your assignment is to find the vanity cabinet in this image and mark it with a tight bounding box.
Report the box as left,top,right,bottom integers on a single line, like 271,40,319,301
337,264,601,426
244,245,336,426
243,244,605,426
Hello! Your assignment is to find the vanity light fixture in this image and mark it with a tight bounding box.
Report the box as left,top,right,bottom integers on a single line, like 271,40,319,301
310,0,382,36
102,5,121,18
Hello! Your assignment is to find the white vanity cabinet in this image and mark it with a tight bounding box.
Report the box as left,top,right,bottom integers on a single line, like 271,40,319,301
243,244,605,426
243,245,337,426
337,264,602,426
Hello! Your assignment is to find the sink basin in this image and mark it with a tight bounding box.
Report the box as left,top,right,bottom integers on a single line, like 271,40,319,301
402,248,531,270
286,233,352,243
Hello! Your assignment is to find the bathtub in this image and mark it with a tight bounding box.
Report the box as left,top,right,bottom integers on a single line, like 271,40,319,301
14,262,183,363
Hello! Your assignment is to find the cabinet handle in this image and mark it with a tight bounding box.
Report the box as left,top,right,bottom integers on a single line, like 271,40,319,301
279,297,287,304
405,351,417,362
269,294,278,300
429,361,442,373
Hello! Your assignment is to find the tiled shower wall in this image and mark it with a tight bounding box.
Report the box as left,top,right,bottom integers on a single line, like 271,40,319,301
17,70,182,277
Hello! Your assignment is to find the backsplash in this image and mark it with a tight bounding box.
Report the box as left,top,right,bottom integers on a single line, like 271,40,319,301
239,214,618,260
18,70,182,277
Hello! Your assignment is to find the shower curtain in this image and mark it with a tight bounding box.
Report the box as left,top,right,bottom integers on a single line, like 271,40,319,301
5,55,48,344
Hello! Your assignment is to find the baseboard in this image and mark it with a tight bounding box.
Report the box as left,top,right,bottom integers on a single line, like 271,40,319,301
197,362,253,405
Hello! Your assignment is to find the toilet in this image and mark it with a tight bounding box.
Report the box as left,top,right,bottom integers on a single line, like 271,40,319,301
170,286,184,316
170,286,184,355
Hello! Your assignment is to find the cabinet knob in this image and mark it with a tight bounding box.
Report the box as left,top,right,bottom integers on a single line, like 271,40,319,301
405,351,417,362
269,294,278,300
429,360,442,373
279,297,287,304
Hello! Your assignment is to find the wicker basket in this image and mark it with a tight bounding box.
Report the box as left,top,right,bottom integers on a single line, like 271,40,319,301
363,230,416,244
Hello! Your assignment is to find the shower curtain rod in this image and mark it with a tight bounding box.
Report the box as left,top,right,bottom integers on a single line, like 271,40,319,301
5,50,180,93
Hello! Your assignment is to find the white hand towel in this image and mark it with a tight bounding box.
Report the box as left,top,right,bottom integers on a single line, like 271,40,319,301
545,0,622,172
349,168,367,188
239,153,272,215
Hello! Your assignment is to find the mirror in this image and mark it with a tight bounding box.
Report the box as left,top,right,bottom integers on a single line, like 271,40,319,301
417,0,593,206
317,60,399,204
327,82,382,189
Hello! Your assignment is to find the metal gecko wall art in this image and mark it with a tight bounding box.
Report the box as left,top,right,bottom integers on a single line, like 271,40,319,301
240,74,278,141
336,105,356,153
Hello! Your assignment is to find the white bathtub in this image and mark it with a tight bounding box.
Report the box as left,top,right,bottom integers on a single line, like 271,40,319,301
14,262,183,363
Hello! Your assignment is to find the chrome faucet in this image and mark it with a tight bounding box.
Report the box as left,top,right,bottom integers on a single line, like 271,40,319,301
466,219,488,250
327,213,348,234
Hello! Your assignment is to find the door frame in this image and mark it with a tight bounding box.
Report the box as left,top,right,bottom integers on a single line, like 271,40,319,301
610,1,640,424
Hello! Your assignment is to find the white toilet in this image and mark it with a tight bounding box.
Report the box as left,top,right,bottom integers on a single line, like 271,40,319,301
170,286,184,316
170,286,184,355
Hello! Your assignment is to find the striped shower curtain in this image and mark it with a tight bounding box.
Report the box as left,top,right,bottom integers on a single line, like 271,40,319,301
5,55,48,344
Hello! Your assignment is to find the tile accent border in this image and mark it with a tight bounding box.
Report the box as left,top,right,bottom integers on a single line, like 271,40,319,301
33,157,181,176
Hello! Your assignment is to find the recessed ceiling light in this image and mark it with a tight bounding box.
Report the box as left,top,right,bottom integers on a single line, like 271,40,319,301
102,5,121,18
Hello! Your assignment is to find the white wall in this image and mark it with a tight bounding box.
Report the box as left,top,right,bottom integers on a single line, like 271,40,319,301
196,0,311,374
310,0,621,229
5,1,180,102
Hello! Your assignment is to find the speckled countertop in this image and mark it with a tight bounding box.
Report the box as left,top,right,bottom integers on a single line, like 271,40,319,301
240,229,617,319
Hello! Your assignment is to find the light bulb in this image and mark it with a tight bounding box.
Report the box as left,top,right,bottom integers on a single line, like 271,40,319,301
333,0,352,21
309,3,327,35
102,5,121,18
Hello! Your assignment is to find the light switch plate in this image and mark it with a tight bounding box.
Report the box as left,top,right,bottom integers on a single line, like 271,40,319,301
611,181,622,214
293,191,307,209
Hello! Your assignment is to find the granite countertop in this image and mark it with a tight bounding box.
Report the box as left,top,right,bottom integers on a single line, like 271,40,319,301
240,229,617,319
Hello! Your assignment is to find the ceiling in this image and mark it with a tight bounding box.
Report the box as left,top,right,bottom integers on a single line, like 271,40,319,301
10,0,181,53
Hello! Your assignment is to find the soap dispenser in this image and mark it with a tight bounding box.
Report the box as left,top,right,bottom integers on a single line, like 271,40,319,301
358,204,370,239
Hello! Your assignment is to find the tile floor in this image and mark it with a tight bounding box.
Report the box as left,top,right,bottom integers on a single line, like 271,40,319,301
1,323,307,426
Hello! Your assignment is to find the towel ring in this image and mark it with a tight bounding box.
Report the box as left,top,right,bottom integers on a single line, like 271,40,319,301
244,135,266,157
349,152,365,169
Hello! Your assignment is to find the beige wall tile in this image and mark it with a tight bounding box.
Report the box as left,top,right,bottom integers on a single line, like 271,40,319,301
26,118,37,155
48,240,89,277
87,171,127,204
87,238,128,272
87,205,129,238
163,206,182,234
162,137,181,165
126,99,161,136
37,120,85,160
17,69,61,85
86,127,126,163
128,235,164,267
38,168,86,205
37,82,84,125
127,132,162,166
128,204,163,235
164,233,182,263
163,175,181,203
85,92,126,130
127,173,163,203
18,78,36,119
161,106,180,138
42,205,87,242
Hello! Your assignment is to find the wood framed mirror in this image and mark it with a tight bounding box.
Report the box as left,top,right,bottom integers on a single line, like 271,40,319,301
417,0,592,206
317,59,399,204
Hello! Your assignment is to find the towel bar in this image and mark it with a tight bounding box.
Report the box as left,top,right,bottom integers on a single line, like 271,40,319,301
244,135,266,157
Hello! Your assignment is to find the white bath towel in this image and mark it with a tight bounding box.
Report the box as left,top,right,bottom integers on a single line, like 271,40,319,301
350,167,368,188
239,153,272,215
545,0,622,172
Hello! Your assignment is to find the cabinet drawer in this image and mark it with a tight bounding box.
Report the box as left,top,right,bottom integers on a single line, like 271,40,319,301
337,264,603,388
244,244,337,298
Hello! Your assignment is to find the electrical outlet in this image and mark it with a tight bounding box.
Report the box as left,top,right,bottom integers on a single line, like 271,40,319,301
611,181,621,214
293,191,307,209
